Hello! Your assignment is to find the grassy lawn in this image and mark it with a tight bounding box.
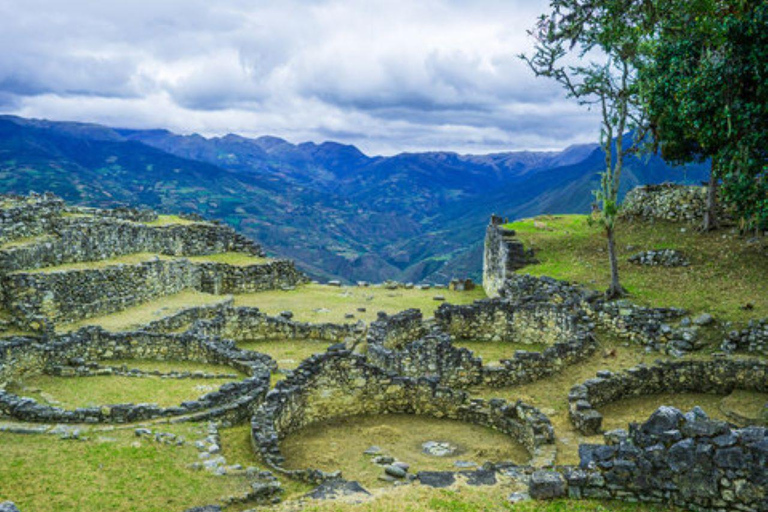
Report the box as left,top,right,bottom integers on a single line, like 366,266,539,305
143,214,202,226
60,290,229,333
234,283,486,324
0,424,249,512
297,486,679,512
238,339,332,370
185,252,272,266
10,361,244,408
279,414,530,489
452,339,549,365
504,215,768,325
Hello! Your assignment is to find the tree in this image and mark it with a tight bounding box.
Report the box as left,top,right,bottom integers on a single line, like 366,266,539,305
640,0,768,233
521,0,652,298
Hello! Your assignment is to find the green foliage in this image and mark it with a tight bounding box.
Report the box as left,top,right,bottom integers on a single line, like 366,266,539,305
641,0,768,231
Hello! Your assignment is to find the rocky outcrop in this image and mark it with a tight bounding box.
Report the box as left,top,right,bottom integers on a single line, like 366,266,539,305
628,249,690,267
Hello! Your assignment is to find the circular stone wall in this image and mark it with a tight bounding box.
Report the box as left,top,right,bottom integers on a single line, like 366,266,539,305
0,327,272,423
568,358,768,435
251,349,556,483
367,301,597,389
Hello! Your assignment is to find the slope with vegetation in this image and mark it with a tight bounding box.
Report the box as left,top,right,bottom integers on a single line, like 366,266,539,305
0,115,709,284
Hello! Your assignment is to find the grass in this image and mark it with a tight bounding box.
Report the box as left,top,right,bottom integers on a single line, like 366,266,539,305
234,283,486,324
237,339,332,370
470,330,685,464
99,359,244,376
468,330,768,464
143,214,201,226
0,424,250,512
185,252,272,266
451,339,549,365
279,414,530,489
10,361,244,408
19,252,170,274
504,215,768,325
0,234,52,250
295,485,679,512
218,424,314,500
60,290,228,333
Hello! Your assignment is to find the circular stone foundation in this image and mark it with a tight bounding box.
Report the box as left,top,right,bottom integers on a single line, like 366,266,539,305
0,326,273,423
251,349,556,483
568,359,768,435
279,413,531,487
367,301,597,389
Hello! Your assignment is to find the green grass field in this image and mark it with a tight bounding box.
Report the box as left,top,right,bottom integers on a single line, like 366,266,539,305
504,215,768,325
60,290,229,333
234,283,486,324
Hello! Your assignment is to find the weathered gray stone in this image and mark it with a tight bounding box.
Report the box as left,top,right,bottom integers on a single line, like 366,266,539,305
529,471,566,499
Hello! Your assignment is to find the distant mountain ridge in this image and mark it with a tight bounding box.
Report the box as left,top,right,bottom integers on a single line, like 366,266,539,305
0,115,709,283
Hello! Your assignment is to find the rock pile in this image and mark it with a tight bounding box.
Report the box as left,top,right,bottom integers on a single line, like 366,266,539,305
628,249,690,267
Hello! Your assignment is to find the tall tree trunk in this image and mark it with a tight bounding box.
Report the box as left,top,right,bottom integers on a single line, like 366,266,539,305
605,225,626,299
702,161,719,231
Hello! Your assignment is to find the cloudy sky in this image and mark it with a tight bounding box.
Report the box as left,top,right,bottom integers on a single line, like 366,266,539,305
0,0,601,155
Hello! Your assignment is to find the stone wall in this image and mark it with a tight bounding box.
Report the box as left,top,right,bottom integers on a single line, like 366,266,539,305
251,350,556,483
559,406,768,512
4,258,199,328
722,319,768,357
0,327,272,424
3,258,307,329
370,302,597,389
0,193,64,245
501,274,704,356
0,216,264,273
188,307,365,344
365,309,428,350
143,298,234,333
65,205,158,223
483,215,537,297
620,184,719,224
568,359,768,435
434,299,583,345
196,260,308,295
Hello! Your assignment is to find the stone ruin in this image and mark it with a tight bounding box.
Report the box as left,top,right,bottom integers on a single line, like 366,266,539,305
0,192,766,512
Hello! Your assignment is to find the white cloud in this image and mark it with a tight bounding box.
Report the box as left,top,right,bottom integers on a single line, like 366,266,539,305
0,0,602,154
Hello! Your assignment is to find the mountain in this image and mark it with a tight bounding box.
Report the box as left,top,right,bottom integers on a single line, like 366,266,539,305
0,115,709,283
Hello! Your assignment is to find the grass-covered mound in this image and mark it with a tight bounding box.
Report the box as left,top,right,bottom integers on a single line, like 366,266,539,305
504,215,768,324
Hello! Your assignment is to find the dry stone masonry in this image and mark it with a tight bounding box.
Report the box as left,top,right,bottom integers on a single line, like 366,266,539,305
0,193,307,331
250,349,557,483
1,189,766,512
620,183,724,224
483,214,537,297
0,328,273,424
560,406,768,512
568,359,768,435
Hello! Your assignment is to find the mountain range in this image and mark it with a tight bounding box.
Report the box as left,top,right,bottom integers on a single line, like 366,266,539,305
0,115,709,283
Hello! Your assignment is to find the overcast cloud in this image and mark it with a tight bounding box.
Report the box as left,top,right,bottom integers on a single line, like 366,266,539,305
0,0,601,155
